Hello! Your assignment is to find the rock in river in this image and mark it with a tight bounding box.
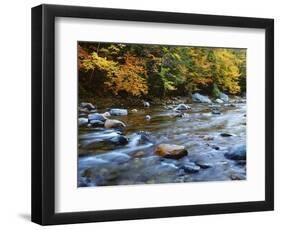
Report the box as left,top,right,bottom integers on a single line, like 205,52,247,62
215,98,224,104
181,162,200,173
102,112,111,117
89,119,104,127
136,131,153,145
143,101,150,107
192,93,212,103
80,102,96,110
155,144,188,159
109,135,128,145
88,113,107,122
104,119,126,129
145,115,151,120
195,160,213,169
225,144,246,160
220,133,233,137
219,92,229,102
212,108,221,115
79,117,88,127
174,103,191,111
109,108,128,116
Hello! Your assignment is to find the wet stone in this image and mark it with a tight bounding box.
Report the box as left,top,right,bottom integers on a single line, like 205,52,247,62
225,144,246,160
195,161,213,169
181,162,200,173
220,133,233,137
109,108,128,116
230,173,246,180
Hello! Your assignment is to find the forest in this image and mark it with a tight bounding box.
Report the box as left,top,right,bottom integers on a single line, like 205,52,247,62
78,42,246,100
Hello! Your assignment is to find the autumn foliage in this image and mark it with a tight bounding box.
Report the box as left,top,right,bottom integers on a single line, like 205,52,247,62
78,42,246,99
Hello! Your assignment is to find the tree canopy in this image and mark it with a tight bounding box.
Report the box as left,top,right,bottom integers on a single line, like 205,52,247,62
78,42,246,99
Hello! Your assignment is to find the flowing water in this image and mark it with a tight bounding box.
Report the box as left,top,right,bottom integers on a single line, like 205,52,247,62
78,99,246,187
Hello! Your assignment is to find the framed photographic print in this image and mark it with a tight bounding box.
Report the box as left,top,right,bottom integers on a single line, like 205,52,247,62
31,4,274,225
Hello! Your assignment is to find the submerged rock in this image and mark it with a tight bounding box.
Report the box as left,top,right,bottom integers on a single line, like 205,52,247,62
104,119,126,129
96,152,130,164
225,144,246,160
81,169,94,178
109,108,128,116
174,104,191,111
133,151,146,158
155,144,188,159
79,118,88,127
131,109,138,113
202,135,214,141
192,93,211,103
88,113,107,122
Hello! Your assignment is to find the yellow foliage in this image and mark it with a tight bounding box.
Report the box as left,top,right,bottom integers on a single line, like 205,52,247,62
106,54,148,96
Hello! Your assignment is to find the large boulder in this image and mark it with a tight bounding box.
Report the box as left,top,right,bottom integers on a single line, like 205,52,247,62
104,119,126,129
155,144,188,159
109,108,128,116
174,104,191,111
219,92,229,102
192,93,212,103
88,113,107,122
225,144,246,160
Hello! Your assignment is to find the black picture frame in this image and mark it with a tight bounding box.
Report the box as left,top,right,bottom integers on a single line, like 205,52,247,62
31,4,274,225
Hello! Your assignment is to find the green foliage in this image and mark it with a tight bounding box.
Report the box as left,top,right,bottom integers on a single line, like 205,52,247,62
212,83,221,98
78,42,246,99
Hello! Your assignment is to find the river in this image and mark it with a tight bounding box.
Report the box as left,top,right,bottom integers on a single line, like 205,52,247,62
78,98,246,187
